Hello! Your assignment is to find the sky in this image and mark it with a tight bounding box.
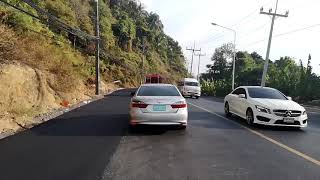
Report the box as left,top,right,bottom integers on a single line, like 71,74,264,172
139,0,320,76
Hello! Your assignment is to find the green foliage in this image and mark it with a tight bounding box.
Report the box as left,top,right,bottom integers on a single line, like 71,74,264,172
0,1,43,32
112,13,136,51
0,0,187,88
201,79,231,97
69,0,94,34
45,0,78,27
202,44,320,102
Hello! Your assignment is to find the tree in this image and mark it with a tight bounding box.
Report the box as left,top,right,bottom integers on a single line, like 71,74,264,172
112,13,136,51
206,44,232,80
250,51,264,64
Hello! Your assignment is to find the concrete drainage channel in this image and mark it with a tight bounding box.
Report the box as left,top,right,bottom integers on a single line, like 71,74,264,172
0,88,123,140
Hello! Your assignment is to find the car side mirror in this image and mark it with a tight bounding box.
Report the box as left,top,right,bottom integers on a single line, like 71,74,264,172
238,94,246,99
287,96,292,101
130,92,136,97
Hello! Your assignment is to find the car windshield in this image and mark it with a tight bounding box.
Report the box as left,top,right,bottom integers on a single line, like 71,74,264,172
137,86,181,96
247,88,287,100
185,82,199,86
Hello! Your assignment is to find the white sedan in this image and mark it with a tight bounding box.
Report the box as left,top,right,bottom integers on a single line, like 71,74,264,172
224,86,308,128
130,84,188,129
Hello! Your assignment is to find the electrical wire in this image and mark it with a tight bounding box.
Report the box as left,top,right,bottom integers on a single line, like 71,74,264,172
240,23,320,48
201,0,273,48
0,0,96,41
238,22,269,39
231,0,273,28
0,0,40,20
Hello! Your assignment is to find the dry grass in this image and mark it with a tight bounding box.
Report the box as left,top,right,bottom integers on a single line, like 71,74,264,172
0,25,91,93
0,25,18,63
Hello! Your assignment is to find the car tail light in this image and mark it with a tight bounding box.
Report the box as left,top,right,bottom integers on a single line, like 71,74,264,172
131,100,148,108
171,101,187,109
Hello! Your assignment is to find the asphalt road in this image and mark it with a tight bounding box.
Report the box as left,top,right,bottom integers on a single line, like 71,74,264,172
1,89,320,180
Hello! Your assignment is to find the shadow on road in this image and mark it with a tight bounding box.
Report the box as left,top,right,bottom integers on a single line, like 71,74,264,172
189,112,243,130
0,88,136,180
226,115,305,132
106,88,137,97
31,114,130,136
127,125,185,136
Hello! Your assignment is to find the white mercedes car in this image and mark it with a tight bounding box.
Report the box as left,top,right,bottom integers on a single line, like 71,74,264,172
130,84,188,129
224,86,308,128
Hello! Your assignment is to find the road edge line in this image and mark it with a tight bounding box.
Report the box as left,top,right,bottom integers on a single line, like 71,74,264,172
188,102,320,167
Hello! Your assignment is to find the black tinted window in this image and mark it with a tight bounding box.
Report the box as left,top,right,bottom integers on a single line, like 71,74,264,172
248,88,287,100
137,86,181,96
185,81,199,86
232,88,247,97
232,88,241,95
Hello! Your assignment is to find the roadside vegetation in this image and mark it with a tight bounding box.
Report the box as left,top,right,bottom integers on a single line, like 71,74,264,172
0,0,187,134
201,43,320,103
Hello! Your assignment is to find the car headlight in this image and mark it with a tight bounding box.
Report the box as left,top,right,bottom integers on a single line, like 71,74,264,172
302,111,307,115
255,105,271,114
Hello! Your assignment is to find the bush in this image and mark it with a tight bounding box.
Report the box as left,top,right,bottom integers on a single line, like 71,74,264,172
201,79,232,97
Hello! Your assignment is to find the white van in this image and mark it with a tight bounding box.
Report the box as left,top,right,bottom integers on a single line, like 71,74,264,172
178,78,201,99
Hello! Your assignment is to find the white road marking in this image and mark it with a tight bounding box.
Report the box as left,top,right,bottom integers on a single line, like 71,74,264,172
188,102,320,167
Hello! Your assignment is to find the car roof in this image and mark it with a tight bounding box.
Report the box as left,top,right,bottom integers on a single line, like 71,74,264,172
183,78,198,82
141,83,175,87
236,86,276,90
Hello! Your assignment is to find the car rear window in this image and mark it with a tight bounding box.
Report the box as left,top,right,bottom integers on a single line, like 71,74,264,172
137,86,181,96
248,88,287,100
185,81,199,86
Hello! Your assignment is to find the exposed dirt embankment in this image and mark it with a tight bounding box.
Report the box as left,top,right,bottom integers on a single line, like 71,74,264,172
0,63,116,135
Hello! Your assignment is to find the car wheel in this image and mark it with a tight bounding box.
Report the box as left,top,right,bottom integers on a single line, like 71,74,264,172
178,125,187,130
224,102,231,117
195,96,199,99
246,108,255,126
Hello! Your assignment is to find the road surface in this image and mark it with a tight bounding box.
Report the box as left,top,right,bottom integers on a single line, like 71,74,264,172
0,89,320,180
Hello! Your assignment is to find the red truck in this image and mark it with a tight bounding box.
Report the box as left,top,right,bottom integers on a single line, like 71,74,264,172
145,74,165,84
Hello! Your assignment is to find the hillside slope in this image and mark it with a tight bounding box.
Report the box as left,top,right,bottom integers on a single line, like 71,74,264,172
0,0,187,134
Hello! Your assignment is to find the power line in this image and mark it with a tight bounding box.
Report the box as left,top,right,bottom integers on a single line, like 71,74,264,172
274,23,320,37
194,50,206,80
0,0,97,41
186,42,201,74
231,0,273,28
238,22,269,39
23,0,96,40
0,0,40,20
201,0,273,48
241,23,320,48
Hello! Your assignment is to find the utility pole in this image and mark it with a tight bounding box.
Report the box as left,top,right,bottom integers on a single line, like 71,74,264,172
169,47,173,69
141,37,146,85
260,0,289,87
94,0,100,95
195,51,206,81
186,42,201,76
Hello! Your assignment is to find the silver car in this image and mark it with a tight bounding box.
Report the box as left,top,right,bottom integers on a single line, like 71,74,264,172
130,84,188,129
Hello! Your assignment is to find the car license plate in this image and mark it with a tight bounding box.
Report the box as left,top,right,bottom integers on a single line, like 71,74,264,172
283,118,295,123
153,105,166,112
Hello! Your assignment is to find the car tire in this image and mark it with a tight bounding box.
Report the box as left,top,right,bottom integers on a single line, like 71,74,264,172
224,102,231,117
195,96,199,99
246,108,255,126
129,124,136,132
178,125,187,130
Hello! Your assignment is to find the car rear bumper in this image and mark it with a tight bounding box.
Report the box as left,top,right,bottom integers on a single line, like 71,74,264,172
182,91,201,97
253,112,308,127
130,108,188,125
